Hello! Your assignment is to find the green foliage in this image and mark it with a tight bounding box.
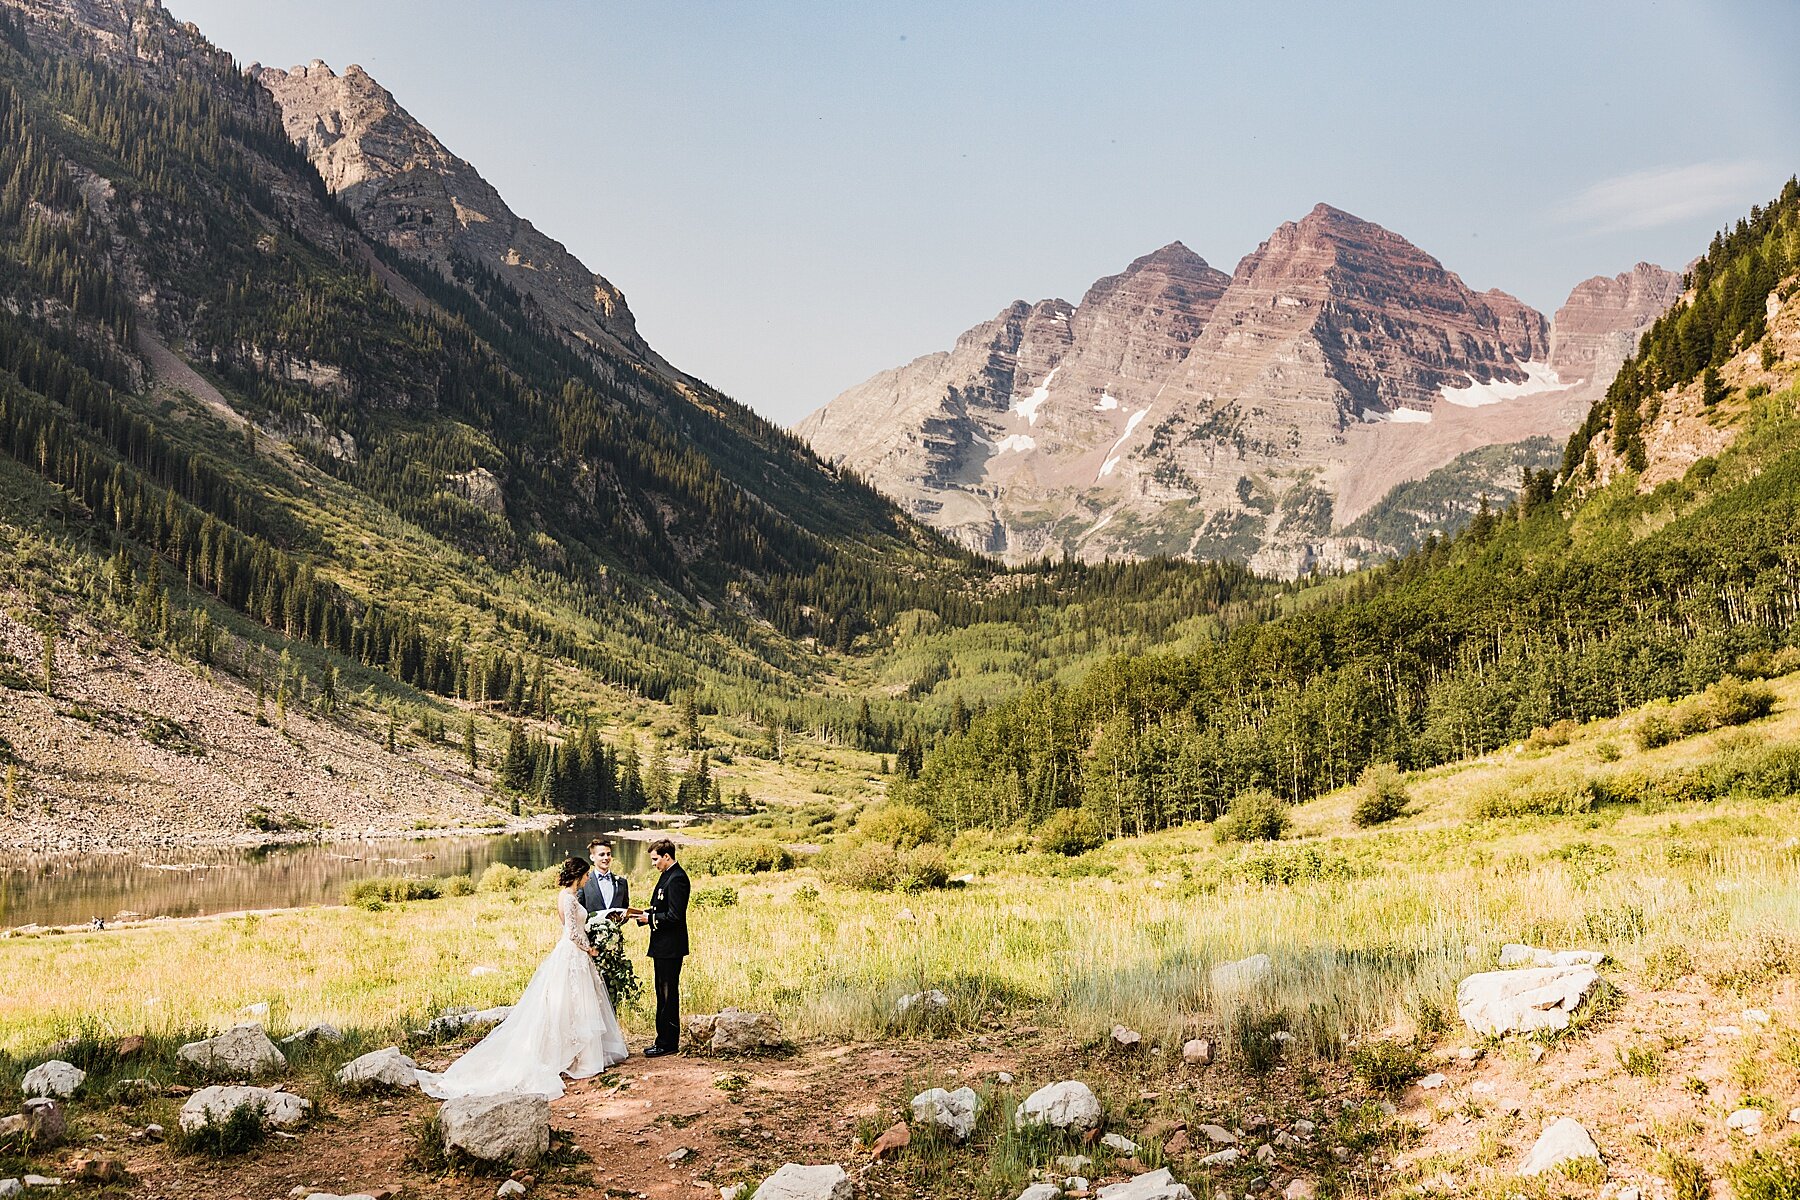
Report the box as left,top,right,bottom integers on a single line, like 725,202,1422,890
1351,762,1409,827
1469,771,1597,819
828,842,951,893
691,884,739,909
1725,1138,1800,1200
176,1102,266,1158
476,863,531,893
1616,1043,1663,1078
686,840,794,875
1638,676,1776,748
852,804,939,849
1035,807,1104,856
1214,789,1290,843
1232,844,1353,885
1349,1039,1427,1092
1658,1150,1712,1200
345,876,444,908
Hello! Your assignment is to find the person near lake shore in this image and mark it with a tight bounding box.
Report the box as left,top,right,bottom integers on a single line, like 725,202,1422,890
416,856,628,1099
578,838,628,915
629,839,689,1057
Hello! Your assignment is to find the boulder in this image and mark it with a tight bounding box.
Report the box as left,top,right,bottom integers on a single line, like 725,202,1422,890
1199,1147,1239,1167
6,1098,64,1148
1096,1168,1198,1199
895,990,950,1017
21,1061,84,1099
497,1183,527,1199
1210,954,1273,988
1196,1123,1236,1145
1013,1081,1102,1131
1457,966,1601,1036
335,1048,419,1090
1283,1180,1317,1200
1518,1117,1601,1176
1017,1188,1061,1200
280,1023,345,1047
1103,1132,1139,1154
1498,944,1604,968
910,1086,980,1141
706,1009,784,1053
0,1181,17,1199
178,1085,311,1133
1111,1024,1143,1049
440,1092,549,1165
176,1024,288,1077
751,1164,851,1200
1181,1038,1214,1065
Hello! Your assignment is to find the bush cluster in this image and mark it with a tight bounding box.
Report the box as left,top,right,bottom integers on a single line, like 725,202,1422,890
477,863,532,893
1469,771,1598,819
1351,763,1409,827
1214,789,1291,843
1233,845,1354,886
685,839,795,876
1036,807,1104,856
344,876,443,909
1636,676,1775,749
829,842,950,893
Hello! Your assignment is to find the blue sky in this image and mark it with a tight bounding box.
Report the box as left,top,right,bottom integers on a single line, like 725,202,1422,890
167,0,1800,425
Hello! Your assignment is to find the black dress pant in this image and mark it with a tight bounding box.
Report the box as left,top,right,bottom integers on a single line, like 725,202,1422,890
652,956,683,1050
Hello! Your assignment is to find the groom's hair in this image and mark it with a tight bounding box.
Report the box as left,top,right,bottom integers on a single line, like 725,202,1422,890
587,838,611,853
649,838,678,858
557,856,590,888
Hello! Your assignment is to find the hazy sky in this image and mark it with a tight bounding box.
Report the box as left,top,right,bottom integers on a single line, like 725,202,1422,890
165,0,1800,426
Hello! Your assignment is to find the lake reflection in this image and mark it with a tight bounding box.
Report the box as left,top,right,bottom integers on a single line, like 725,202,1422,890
0,817,656,929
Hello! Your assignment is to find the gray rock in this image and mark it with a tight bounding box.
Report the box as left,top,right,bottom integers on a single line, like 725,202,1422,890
1457,966,1601,1036
1199,1147,1240,1167
20,1180,60,1192
895,990,950,1017
1498,944,1603,968
497,1182,527,1199
704,1009,785,1054
178,1085,311,1133
910,1086,980,1141
1182,1038,1214,1065
1102,1132,1138,1154
1111,1024,1143,1049
0,1181,18,1199
176,1024,288,1077
1727,1108,1764,1137
279,1023,345,1046
1013,1080,1102,1131
1197,1123,1237,1145
1016,1187,1061,1200
1283,1180,1317,1200
1097,1167,1198,1199
440,1091,549,1165
1210,953,1273,988
335,1047,419,1090
751,1164,852,1200
21,1098,66,1146
1518,1117,1601,1176
21,1061,83,1099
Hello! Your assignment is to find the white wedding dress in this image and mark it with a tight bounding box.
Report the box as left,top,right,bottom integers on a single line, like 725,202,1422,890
417,891,629,1100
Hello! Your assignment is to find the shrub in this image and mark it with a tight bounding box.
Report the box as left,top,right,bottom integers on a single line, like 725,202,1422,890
444,875,477,897
1234,845,1353,885
1527,720,1578,749
1658,1150,1711,1200
1469,771,1596,819
1594,739,1622,763
477,863,531,893
1637,710,1676,751
1351,762,1408,827
853,804,938,849
692,885,738,909
345,876,443,909
1349,1039,1426,1092
177,1102,266,1158
1702,676,1776,728
1725,1140,1800,1200
1037,807,1104,856
687,839,795,875
829,842,950,892
1215,789,1291,843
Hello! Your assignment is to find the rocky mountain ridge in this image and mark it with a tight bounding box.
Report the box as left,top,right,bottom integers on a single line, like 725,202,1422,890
802,207,1681,573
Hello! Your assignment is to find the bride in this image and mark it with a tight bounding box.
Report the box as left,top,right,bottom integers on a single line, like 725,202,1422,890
417,856,629,1100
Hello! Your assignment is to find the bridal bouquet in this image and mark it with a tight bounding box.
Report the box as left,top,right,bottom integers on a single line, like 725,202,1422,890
584,910,643,1007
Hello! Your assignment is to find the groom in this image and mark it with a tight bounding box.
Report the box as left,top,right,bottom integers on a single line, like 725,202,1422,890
578,839,629,915
633,839,689,1057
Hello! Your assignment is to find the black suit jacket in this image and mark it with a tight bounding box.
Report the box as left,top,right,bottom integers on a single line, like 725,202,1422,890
645,863,690,959
578,871,629,915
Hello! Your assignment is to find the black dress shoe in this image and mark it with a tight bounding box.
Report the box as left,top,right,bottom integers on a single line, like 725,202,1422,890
643,1045,675,1057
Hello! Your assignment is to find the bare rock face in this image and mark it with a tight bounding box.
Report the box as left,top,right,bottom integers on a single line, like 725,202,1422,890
1548,263,1685,402
803,206,1676,573
255,60,664,377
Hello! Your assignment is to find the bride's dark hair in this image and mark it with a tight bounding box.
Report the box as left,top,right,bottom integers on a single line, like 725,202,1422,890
558,857,590,888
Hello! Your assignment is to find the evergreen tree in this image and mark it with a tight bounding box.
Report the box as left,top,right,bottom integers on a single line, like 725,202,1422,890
464,713,479,771
617,735,644,813
679,690,702,750
500,720,533,791
645,742,672,811
1702,365,1728,408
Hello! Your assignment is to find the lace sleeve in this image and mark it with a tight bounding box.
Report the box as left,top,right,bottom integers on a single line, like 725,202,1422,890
561,892,590,950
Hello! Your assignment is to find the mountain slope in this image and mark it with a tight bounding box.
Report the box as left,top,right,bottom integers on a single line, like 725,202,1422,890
803,206,1677,573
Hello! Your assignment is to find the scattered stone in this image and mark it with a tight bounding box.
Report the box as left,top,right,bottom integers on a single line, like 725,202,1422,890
1111,1024,1143,1049
1014,1081,1102,1131
1519,1117,1602,1177
721,1188,747,1200
1164,1128,1191,1156
1528,1043,1547,1064
750,1164,852,1200
1418,1073,1446,1090
440,1092,549,1165
1274,1131,1301,1150
1727,1109,1764,1137
20,1180,61,1191
996,1071,1015,1085
911,1086,980,1141
1210,954,1273,989
178,1085,311,1133
1255,1143,1276,1165
1790,1107,1800,1125
1498,944,1604,968
71,1158,127,1185
689,1008,784,1054
1283,1180,1316,1200
1617,1188,1641,1200
1016,1187,1060,1200
176,1024,288,1077
280,1023,345,1047
115,1036,146,1059
1292,1119,1316,1134
1743,1009,1772,1026
1094,1168,1196,1198
1453,1046,1482,1062
496,1183,526,1199
1197,1124,1236,1145
1457,966,1601,1036
1199,1147,1240,1167
137,1124,164,1142
21,1061,83,1099
1063,1178,1089,1194
1103,1133,1139,1155
336,1048,419,1090
20,1098,66,1147
870,1121,909,1160
665,1147,696,1164
0,1182,17,1199
1182,1038,1214,1065
894,990,950,1017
